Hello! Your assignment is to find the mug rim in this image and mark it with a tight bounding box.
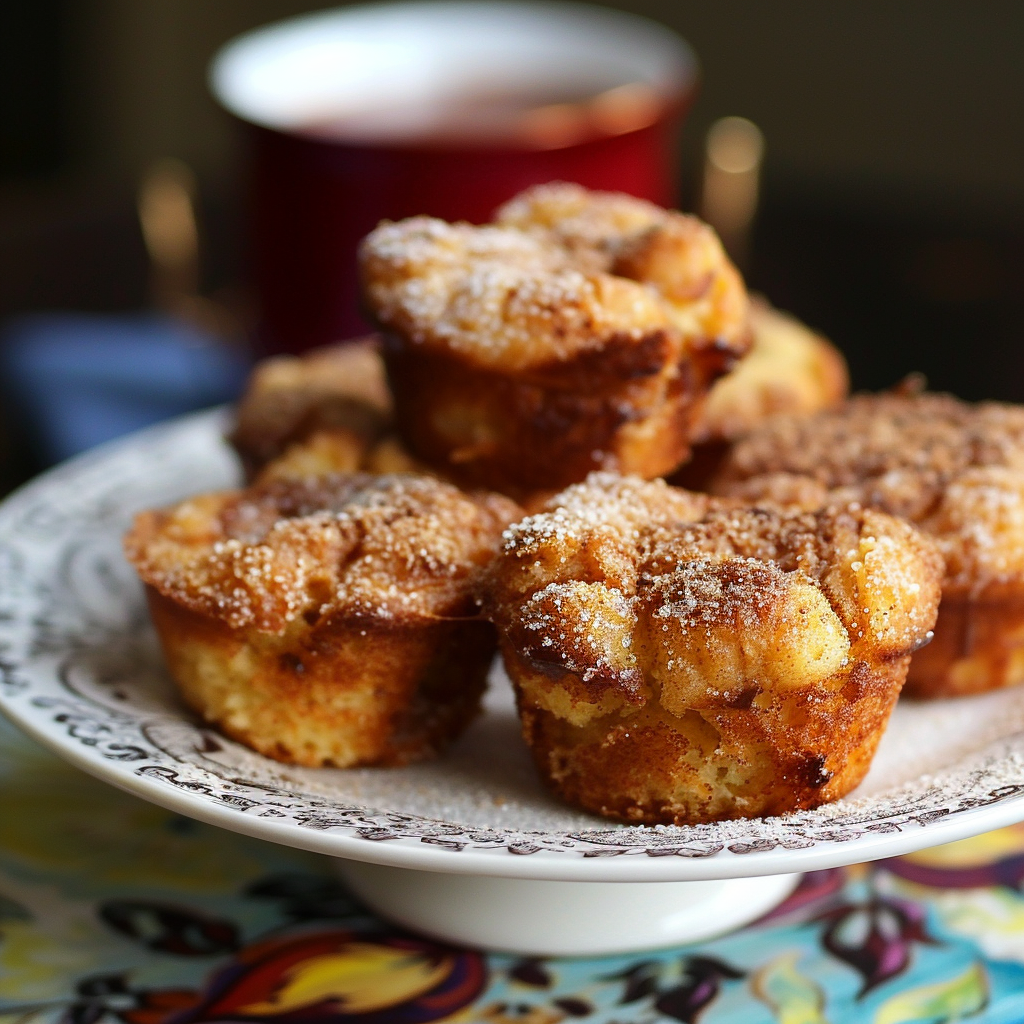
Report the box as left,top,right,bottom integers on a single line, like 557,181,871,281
210,0,698,145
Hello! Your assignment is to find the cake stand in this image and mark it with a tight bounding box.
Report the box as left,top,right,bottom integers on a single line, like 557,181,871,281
3,411,1024,955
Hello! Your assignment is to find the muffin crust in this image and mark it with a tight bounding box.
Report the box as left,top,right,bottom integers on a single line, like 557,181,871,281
126,473,520,767
360,183,749,496
486,474,942,824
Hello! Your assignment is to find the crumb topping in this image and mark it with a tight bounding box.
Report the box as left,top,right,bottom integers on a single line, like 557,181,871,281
126,474,520,632
488,474,942,706
716,392,1024,593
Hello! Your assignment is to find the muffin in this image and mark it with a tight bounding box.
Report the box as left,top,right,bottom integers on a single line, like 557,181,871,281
711,390,1024,698
229,336,427,484
672,300,849,488
690,300,847,443
485,474,942,824
230,336,391,479
125,473,520,767
359,183,750,498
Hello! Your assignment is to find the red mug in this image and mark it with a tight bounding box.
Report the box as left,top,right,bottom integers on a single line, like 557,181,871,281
211,2,698,354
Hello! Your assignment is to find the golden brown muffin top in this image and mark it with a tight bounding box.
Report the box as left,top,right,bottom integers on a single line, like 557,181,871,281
253,429,428,486
495,181,665,272
126,474,520,633
713,391,1024,594
229,338,434,487
487,474,942,708
691,300,849,443
230,338,392,478
359,182,749,373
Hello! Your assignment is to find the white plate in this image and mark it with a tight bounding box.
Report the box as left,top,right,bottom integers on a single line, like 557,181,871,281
3,409,1024,885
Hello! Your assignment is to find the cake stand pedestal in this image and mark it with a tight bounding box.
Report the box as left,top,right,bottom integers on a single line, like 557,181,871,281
336,861,800,955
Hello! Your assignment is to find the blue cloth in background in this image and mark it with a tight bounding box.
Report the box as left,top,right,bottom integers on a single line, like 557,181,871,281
0,312,251,466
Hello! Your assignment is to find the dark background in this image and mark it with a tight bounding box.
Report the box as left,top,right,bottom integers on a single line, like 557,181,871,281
2,1,1023,434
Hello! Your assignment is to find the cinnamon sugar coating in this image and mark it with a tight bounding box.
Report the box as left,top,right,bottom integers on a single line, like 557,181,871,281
495,182,667,271
485,474,942,824
359,183,750,496
126,474,520,767
712,392,1024,697
496,183,749,345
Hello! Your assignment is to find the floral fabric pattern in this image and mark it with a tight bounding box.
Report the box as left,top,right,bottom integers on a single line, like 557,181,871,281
3,715,1024,1024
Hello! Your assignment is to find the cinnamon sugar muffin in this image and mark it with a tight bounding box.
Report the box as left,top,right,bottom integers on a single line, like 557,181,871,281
125,474,520,767
485,474,942,824
672,300,849,489
691,301,848,444
712,391,1024,698
229,336,427,484
359,183,749,497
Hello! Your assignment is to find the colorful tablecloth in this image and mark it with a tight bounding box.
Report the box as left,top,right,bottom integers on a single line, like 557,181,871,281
3,714,1024,1024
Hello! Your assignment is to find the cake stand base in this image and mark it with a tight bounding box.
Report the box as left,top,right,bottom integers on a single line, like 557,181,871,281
335,861,801,956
